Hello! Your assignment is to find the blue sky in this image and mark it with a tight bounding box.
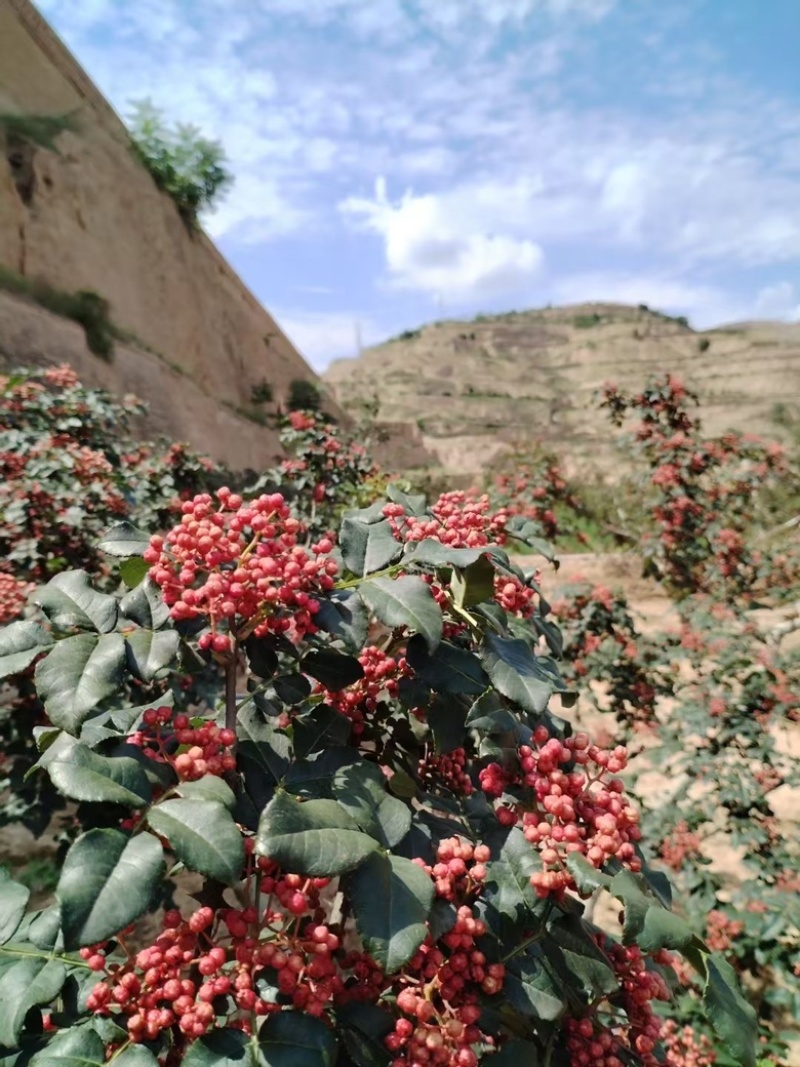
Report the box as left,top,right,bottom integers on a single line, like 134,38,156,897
36,0,800,369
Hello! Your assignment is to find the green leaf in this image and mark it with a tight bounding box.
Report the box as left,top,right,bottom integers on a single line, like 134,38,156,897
313,590,368,653
119,557,151,588
32,571,117,633
243,637,279,679
237,707,291,811
119,577,170,629
293,704,351,758
346,852,433,972
302,648,364,691
403,539,489,568
273,673,311,705
451,555,496,608
704,953,758,1067
35,633,127,734
43,733,152,807
57,828,164,948
545,913,618,997
565,853,612,896
465,691,519,736
338,1002,394,1067
427,694,469,755
284,750,362,799
0,621,53,679
340,516,403,577
485,1041,541,1067
175,775,236,810
258,1011,337,1067
0,958,66,1046
333,762,411,848
30,1027,106,1067
406,634,488,696
111,1047,161,1067
147,799,244,885
97,521,150,558
483,827,545,934
359,575,442,650
505,950,565,1021
479,633,555,714
125,628,180,682
182,1030,255,1067
256,791,379,875
0,869,29,946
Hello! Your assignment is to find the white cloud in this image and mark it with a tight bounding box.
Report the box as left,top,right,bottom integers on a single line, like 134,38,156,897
341,181,543,300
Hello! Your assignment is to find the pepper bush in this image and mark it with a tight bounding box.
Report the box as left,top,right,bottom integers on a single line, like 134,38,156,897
0,471,758,1067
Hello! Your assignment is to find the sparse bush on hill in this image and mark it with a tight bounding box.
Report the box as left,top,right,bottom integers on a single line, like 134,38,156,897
287,376,322,411
128,99,232,225
0,111,79,151
0,364,759,1067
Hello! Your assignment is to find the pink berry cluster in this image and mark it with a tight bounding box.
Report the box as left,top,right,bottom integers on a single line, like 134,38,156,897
658,820,703,872
705,910,744,953
479,727,641,897
661,1021,717,1067
386,904,504,1067
0,571,33,623
564,941,671,1067
126,706,236,781
320,645,412,736
414,836,490,901
418,746,474,796
383,493,537,619
144,488,338,651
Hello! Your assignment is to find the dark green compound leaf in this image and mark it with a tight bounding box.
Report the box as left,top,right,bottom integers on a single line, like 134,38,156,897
0,868,29,946
485,1041,541,1067
0,621,53,679
28,1027,109,1067
119,556,151,589
35,632,127,735
427,693,470,754
479,633,556,714
340,515,403,577
385,484,427,515
237,706,292,812
293,704,351,758
243,637,279,679
704,953,758,1067
483,826,546,933
175,775,236,810
125,627,180,678
545,913,618,998
32,570,118,634
505,949,565,1021
565,853,612,896
57,828,164,949
402,539,489,568
338,1002,394,1067
284,749,363,799
258,1009,337,1066
256,791,379,876
97,521,150,559
465,691,519,736
313,590,369,653
0,958,67,1047
347,852,434,972
333,761,411,848
359,575,442,651
109,1047,161,1067
43,733,151,807
147,799,244,885
182,1030,257,1067
119,576,170,630
406,634,488,696
451,554,497,609
302,647,364,690
273,673,311,705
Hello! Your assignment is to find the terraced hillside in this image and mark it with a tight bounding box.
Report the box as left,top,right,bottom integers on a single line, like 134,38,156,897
325,303,800,477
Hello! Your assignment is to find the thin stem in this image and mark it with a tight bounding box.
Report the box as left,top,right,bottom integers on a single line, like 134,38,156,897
225,646,238,735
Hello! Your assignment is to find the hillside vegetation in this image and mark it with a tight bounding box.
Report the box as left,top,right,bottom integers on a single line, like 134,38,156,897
324,303,800,477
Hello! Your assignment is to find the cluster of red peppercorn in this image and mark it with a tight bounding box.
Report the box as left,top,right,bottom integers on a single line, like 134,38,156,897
479,726,641,898
145,488,338,651
0,571,33,624
320,645,413,735
126,705,236,780
383,492,537,619
386,839,504,1067
658,820,703,872
564,941,671,1067
418,746,474,796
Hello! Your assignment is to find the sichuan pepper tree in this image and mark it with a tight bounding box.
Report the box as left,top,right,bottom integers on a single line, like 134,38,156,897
0,481,756,1067
599,374,798,602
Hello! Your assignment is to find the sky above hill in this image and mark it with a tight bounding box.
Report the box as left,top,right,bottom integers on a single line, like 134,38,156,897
37,0,800,368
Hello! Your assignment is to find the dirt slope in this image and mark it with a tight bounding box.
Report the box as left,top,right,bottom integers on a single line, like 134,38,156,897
325,303,800,477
